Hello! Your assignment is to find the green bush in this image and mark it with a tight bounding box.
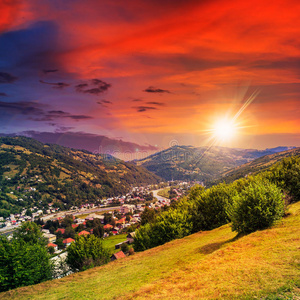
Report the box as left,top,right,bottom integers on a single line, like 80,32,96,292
67,235,110,271
134,208,192,251
190,183,237,232
228,180,285,234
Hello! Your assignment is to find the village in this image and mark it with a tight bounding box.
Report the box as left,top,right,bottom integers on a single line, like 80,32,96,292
0,182,194,230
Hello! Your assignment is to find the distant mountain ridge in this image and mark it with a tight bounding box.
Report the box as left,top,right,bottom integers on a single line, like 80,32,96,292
0,136,161,217
218,146,300,183
135,145,296,182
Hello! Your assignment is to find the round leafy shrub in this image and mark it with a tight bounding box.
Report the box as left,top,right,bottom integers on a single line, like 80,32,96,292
228,180,285,234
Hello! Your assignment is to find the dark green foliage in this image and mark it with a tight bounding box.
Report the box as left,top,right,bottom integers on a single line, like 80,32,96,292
140,207,158,225
190,183,236,232
67,235,110,271
93,225,104,238
134,207,192,251
228,180,285,234
0,222,52,292
48,246,55,255
121,243,129,253
63,226,76,239
266,156,300,203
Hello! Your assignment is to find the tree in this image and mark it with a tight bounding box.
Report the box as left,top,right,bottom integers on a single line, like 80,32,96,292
140,207,157,225
48,246,55,255
67,235,110,272
13,221,47,246
228,179,285,234
63,226,76,239
93,225,104,238
25,208,32,217
121,242,129,253
0,232,52,292
191,183,236,232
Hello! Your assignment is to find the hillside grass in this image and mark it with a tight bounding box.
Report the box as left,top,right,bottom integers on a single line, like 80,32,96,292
2,202,300,300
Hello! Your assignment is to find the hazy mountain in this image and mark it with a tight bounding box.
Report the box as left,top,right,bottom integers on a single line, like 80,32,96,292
0,136,161,216
0,131,158,160
135,145,296,182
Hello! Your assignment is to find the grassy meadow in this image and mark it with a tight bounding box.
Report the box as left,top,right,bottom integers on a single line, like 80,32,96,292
1,201,300,300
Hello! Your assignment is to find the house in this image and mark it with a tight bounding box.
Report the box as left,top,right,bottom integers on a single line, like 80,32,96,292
47,243,58,251
116,217,126,225
127,232,136,244
43,232,56,243
104,224,113,230
63,238,75,247
71,224,78,229
78,230,90,236
120,204,135,214
111,251,126,261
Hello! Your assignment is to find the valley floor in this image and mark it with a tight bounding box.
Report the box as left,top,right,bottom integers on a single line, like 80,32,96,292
2,202,300,300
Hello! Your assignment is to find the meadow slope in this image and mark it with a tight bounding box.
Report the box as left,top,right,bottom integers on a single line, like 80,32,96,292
2,202,300,300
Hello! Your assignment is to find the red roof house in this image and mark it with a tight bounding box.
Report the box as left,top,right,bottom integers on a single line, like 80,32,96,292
116,217,126,224
47,243,58,250
111,251,126,261
104,224,113,230
78,230,90,236
63,238,75,246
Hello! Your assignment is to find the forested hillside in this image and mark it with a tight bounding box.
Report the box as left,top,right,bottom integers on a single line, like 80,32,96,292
0,137,161,217
135,145,295,182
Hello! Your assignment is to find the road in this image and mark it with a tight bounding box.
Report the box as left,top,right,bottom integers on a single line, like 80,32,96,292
152,189,169,202
42,206,121,221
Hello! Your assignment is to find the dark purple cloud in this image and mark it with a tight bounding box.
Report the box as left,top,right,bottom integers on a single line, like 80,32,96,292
39,80,70,89
0,101,92,122
43,69,58,74
143,86,170,93
102,100,112,104
133,106,158,112
0,72,18,83
75,79,111,95
75,83,89,92
0,92,8,97
146,101,165,106
0,101,45,115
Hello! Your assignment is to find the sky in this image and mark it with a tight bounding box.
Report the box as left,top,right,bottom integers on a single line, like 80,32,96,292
1,0,300,157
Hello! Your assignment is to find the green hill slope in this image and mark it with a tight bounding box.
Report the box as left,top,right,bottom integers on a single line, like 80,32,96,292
0,136,161,216
2,201,299,300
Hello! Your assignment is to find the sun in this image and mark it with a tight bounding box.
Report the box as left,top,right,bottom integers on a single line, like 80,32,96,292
213,118,236,141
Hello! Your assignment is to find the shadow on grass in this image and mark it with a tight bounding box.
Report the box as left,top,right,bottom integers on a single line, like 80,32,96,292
198,233,244,255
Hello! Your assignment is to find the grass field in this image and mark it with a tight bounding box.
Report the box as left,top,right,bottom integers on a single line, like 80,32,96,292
1,202,300,300
157,187,170,198
102,234,128,253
